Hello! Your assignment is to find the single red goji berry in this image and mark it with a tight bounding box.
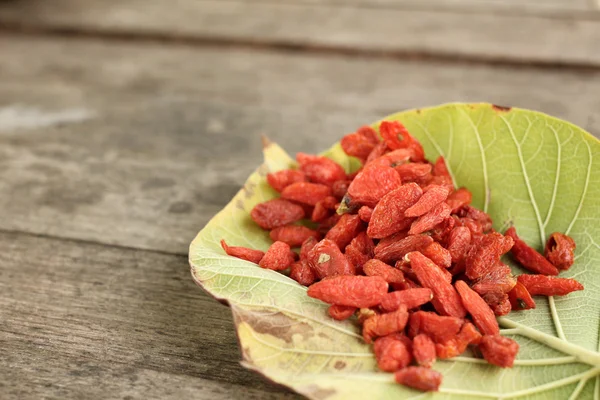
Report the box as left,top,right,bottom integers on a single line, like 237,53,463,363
364,141,389,165
340,126,381,161
472,262,516,294
266,169,306,192
362,305,409,343
331,179,351,199
405,185,451,217
395,367,443,392
379,121,425,162
296,153,346,186
408,251,466,318
517,274,584,296
374,333,412,372
408,202,452,235
395,163,432,184
508,281,536,310
259,241,295,271
375,234,433,263
289,260,316,286
328,304,357,321
394,276,422,291
479,335,519,368
307,275,389,308
316,213,342,237
408,311,463,343
413,334,436,368
421,242,452,268
483,292,512,316
367,183,423,238
363,259,405,284
505,227,559,276
220,240,265,264
347,166,402,208
458,206,493,232
299,236,318,261
281,182,333,206
380,288,433,312
366,149,412,169
454,280,499,335
311,200,331,223
460,217,484,237
269,225,319,247
465,232,514,280
429,216,456,245
446,187,472,213
250,198,305,230
435,340,462,359
344,232,375,271
447,226,472,263
458,322,482,346
308,239,355,279
544,232,576,271
325,213,364,249
432,156,451,179
426,175,454,191
358,206,373,223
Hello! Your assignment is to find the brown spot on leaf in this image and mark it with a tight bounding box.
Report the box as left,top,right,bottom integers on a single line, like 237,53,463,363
233,308,314,343
416,109,422,114
334,360,346,370
492,104,511,112
235,199,245,210
302,385,337,400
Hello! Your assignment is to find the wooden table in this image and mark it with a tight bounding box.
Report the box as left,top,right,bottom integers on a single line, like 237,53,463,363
1,1,599,398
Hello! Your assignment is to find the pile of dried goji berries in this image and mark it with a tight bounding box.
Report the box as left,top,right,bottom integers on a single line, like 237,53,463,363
221,121,583,392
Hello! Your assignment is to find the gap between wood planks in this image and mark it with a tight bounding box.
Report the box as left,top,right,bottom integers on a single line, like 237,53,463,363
1,22,600,73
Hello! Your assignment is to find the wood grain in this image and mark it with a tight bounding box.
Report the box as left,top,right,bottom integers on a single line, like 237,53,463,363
1,35,599,255
0,231,300,399
1,0,599,66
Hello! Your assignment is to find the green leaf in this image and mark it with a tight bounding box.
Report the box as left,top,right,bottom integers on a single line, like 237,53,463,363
189,103,600,399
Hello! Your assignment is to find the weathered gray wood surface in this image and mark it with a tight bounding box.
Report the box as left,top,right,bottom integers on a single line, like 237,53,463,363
0,231,300,399
1,0,600,66
1,35,600,257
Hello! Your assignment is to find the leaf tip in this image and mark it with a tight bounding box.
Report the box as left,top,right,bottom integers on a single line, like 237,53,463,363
261,134,273,149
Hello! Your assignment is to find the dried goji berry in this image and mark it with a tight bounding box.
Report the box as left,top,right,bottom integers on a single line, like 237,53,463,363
325,213,363,249
347,166,402,208
429,216,456,245
459,206,493,233
447,226,472,263
460,217,484,237
220,240,265,264
545,232,576,271
269,225,319,247
479,335,519,368
395,367,442,392
421,242,452,268
289,260,316,286
446,187,472,213
266,169,306,192
365,141,389,165
465,232,514,280
363,259,405,284
408,251,466,318
311,201,331,223
250,198,305,230
405,185,451,217
395,163,432,184
358,206,373,223
485,293,511,316
331,179,351,199
374,333,412,371
375,234,433,263
426,175,454,190
517,274,583,296
379,121,425,162
328,304,357,321
435,322,480,358
454,280,499,335
432,156,451,179
508,281,536,310
413,334,436,368
344,232,375,271
300,236,318,261
380,288,433,312
366,149,412,169
340,126,381,161
408,311,463,343
435,340,462,359
367,183,423,238
505,227,559,276
458,322,482,346
316,214,342,237
259,241,295,271
281,182,333,206
408,202,452,235
307,275,389,308
296,153,347,186
472,262,516,296
308,239,355,279
363,305,409,343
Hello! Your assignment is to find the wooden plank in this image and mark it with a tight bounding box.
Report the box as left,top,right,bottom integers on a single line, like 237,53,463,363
1,0,600,66
1,35,600,255
0,231,299,399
